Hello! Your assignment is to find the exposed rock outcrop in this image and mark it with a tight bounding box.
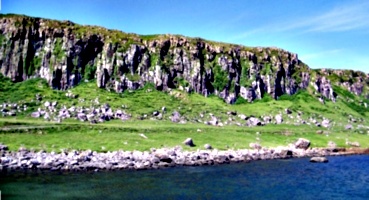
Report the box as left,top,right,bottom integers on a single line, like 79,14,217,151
0,14,368,103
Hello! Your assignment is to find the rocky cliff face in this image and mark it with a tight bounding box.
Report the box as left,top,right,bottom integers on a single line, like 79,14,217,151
0,14,367,103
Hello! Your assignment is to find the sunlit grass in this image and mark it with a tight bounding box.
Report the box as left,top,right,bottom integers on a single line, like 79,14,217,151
1,74,369,152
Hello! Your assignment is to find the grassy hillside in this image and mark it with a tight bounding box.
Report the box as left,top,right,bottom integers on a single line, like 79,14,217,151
1,74,369,152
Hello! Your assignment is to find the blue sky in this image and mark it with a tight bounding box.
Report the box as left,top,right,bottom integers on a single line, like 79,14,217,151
2,0,369,72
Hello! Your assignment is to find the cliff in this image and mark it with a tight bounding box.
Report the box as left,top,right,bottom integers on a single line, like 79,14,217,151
0,14,368,103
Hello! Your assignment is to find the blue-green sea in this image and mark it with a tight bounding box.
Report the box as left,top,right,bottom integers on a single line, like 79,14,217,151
1,155,369,199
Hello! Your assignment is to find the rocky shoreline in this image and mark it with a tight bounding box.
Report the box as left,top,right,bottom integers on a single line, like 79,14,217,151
0,142,368,173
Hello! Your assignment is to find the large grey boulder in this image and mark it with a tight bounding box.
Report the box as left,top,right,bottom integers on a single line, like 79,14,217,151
294,138,310,150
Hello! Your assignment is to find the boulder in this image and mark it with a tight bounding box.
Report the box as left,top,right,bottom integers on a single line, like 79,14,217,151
152,111,160,116
294,138,310,150
183,138,195,147
139,133,148,139
52,101,58,107
204,144,212,150
322,119,330,128
345,124,353,130
0,144,8,151
346,141,360,147
44,101,50,107
170,111,181,123
31,111,40,118
263,116,272,123
310,157,328,163
44,112,50,120
77,113,87,121
227,111,237,116
8,110,16,116
207,116,218,126
285,108,292,114
275,114,283,124
279,150,293,158
239,114,247,120
247,117,263,126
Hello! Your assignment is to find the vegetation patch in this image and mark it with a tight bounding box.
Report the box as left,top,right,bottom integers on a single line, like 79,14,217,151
212,63,228,91
84,63,97,80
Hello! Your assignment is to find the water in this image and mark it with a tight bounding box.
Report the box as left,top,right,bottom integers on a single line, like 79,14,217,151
1,155,369,199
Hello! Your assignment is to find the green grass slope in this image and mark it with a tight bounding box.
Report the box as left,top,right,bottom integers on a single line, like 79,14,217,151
1,74,369,152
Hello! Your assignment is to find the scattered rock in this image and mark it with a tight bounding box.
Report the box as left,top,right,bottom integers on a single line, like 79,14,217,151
275,114,283,124
35,94,42,101
44,101,50,107
170,111,181,123
239,114,247,120
294,138,310,150
345,124,353,130
52,101,58,107
285,108,292,114
139,133,148,139
183,138,195,147
310,157,328,163
0,144,8,151
322,119,330,128
31,111,40,118
227,111,237,116
263,116,272,123
153,111,160,117
247,117,263,127
206,116,218,126
346,141,360,147
204,144,212,150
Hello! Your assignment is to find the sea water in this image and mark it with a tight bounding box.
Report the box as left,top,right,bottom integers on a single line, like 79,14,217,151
1,155,369,199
